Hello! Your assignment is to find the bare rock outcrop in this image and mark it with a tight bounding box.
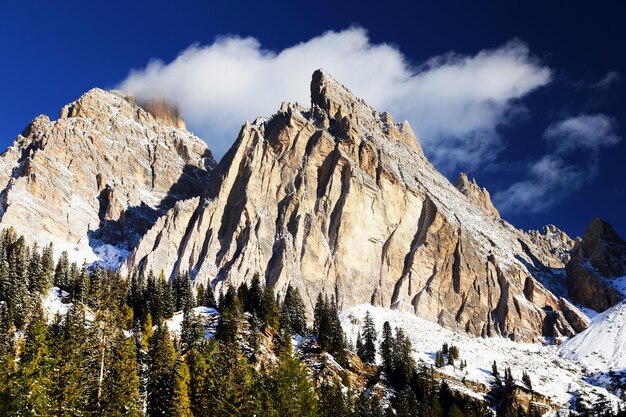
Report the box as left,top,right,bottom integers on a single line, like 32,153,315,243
454,172,500,219
124,69,587,341
566,218,626,312
0,88,214,264
524,225,575,269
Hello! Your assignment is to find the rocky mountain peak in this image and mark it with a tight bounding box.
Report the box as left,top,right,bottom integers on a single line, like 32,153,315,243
310,69,370,120
454,172,500,218
583,217,626,246
310,69,419,151
0,87,213,266
123,69,588,342
566,218,626,312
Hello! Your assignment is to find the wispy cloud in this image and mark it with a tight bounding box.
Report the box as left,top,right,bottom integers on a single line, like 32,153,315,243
119,27,550,171
494,114,621,213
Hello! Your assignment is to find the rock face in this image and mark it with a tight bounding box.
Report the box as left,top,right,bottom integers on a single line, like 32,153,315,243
524,225,575,269
124,69,587,341
454,172,500,219
0,88,214,264
566,218,626,312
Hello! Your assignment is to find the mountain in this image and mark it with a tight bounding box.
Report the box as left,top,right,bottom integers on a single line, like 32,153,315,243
566,218,626,312
121,69,586,342
0,88,214,266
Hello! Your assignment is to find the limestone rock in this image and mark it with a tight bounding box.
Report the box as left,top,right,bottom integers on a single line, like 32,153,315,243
566,218,626,312
0,88,214,265
454,172,500,219
125,69,587,341
524,224,575,269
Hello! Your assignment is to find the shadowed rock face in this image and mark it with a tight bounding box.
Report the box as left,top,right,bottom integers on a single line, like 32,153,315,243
566,218,626,312
124,69,587,342
0,88,214,264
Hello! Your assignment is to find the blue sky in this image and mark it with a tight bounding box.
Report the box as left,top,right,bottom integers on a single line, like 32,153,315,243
1,0,624,238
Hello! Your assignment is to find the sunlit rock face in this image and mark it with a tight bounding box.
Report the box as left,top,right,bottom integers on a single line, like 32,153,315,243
0,88,214,265
124,70,587,342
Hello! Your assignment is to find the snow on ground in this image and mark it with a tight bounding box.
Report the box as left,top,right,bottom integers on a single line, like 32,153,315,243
42,287,72,322
165,306,219,339
341,304,621,412
91,242,131,269
560,301,626,374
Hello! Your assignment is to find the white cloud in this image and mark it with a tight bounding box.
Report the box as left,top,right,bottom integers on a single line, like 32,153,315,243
119,27,550,170
494,114,621,213
595,71,620,89
544,114,620,153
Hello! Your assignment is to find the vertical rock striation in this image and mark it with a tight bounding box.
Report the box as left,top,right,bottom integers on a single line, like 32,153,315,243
124,70,587,341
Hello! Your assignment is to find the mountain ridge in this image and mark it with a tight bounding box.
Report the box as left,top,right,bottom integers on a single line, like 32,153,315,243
121,69,587,342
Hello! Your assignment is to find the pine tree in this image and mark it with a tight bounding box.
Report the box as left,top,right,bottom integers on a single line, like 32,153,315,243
260,285,280,329
328,296,346,359
196,283,205,308
54,250,70,290
317,379,349,417
391,328,415,388
522,370,532,391
10,301,52,415
171,360,193,417
203,281,217,308
504,367,514,390
99,331,142,416
6,236,28,328
380,321,393,373
0,304,16,414
492,361,502,388
160,271,174,319
435,351,445,368
261,349,317,417
449,344,460,360
181,309,204,352
361,311,377,363
280,284,307,335
246,273,264,315
217,294,241,345
447,351,455,366
204,344,256,415
48,303,92,415
356,331,364,360
41,243,55,290
147,323,176,417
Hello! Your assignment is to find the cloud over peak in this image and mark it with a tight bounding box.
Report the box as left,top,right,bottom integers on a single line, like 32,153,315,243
494,114,621,214
119,27,550,170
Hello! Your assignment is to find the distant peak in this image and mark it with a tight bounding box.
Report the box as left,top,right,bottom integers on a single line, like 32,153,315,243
583,217,625,244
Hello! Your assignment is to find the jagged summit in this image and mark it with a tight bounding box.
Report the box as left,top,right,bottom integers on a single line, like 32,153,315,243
123,70,587,342
0,87,213,266
454,172,500,218
566,218,626,312
583,217,626,248
58,87,187,130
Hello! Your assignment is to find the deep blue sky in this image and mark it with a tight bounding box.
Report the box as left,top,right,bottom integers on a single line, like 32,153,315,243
1,0,624,238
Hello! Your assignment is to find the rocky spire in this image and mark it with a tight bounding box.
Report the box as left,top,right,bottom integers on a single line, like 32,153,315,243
454,173,500,218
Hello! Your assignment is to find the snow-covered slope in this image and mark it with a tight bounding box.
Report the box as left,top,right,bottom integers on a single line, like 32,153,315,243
560,301,626,374
165,306,219,339
341,304,620,413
